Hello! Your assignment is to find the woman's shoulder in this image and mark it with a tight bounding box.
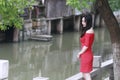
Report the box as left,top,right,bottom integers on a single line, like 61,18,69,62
86,28,94,34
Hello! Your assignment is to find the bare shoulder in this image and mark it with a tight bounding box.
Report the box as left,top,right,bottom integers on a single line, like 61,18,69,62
86,28,94,34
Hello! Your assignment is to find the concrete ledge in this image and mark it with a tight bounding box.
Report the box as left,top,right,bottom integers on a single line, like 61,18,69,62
46,17,63,20
65,68,98,80
65,73,83,80
93,56,101,68
0,60,9,80
65,59,113,80
33,77,49,80
30,35,53,41
104,77,110,80
101,59,113,68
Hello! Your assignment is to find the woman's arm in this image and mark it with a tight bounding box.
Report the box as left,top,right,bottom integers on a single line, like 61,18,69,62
77,46,88,59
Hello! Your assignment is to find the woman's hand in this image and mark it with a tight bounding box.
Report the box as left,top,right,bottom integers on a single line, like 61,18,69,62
77,46,88,59
77,53,81,59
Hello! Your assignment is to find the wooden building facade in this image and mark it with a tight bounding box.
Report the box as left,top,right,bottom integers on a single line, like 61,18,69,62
45,0,74,18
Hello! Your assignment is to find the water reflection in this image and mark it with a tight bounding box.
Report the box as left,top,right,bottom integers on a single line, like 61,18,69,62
0,27,112,80
93,28,112,62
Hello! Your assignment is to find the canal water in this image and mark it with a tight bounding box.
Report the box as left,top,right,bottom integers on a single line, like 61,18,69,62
0,27,113,80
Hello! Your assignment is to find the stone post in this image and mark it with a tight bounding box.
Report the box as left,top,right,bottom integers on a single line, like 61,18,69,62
57,18,63,34
74,16,80,31
47,20,51,35
0,60,9,80
13,28,19,42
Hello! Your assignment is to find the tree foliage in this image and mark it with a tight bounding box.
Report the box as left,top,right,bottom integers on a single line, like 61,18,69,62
109,0,120,11
66,0,120,12
66,0,95,11
0,0,35,30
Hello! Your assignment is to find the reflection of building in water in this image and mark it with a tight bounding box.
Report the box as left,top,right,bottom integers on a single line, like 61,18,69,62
0,28,112,80
7,32,80,80
55,35,63,50
41,50,79,80
9,42,52,80
93,28,112,62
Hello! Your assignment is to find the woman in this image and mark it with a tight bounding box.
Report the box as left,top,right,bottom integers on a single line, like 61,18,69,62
77,13,94,80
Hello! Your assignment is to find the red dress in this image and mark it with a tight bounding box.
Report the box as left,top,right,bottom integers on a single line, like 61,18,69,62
79,33,94,73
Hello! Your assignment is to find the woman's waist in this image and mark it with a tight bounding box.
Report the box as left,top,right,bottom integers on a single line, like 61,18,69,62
81,46,92,50
81,51,93,56
82,49,93,53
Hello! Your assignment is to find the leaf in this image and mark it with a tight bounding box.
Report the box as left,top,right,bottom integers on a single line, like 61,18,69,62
66,0,94,11
0,0,36,30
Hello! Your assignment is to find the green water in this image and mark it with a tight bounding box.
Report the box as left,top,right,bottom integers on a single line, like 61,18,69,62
0,27,112,80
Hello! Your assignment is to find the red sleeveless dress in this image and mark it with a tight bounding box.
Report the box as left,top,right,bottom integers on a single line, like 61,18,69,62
79,33,94,73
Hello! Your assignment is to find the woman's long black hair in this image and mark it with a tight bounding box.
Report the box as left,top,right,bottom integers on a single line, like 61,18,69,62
80,13,93,37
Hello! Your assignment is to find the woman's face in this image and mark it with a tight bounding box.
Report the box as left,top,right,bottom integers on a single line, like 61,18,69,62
82,17,86,27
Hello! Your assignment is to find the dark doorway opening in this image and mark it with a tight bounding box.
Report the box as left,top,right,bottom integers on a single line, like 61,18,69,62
63,17,74,32
5,27,14,42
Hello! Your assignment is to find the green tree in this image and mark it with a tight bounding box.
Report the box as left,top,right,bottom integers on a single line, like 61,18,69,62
67,0,120,80
66,0,94,11
0,0,34,30
109,0,120,11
